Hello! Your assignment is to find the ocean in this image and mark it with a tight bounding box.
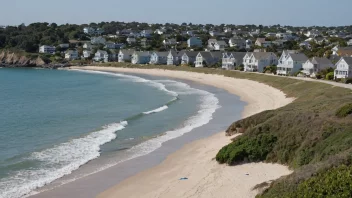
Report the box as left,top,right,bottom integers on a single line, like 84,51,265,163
0,68,221,198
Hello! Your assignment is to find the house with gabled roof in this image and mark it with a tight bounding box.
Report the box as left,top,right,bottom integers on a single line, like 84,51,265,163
222,52,246,70
195,51,222,67
65,50,79,60
131,51,151,64
207,39,227,51
167,50,183,65
150,51,169,65
334,57,352,79
243,52,278,72
277,53,309,75
181,51,199,65
94,50,109,62
118,49,135,62
228,37,246,49
302,57,334,77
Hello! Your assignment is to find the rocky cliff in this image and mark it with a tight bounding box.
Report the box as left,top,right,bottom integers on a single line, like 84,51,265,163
0,51,47,67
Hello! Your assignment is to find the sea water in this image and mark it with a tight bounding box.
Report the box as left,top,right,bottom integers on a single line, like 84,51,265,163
0,68,219,198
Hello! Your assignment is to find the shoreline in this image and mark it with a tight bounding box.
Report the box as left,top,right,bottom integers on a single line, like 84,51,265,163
70,66,294,198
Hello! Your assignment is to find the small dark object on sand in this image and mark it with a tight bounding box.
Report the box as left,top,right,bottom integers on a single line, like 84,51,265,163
180,177,188,180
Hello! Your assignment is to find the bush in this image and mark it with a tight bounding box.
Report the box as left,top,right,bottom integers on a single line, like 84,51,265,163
216,134,277,165
325,72,334,80
316,74,322,79
344,78,352,84
336,103,352,118
259,165,352,198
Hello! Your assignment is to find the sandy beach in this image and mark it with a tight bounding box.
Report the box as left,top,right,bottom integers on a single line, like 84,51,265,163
67,66,294,198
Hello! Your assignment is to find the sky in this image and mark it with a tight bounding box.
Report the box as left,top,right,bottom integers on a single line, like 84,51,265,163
1,0,351,27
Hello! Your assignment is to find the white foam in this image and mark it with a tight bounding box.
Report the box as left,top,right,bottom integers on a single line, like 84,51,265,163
0,121,127,198
125,81,220,160
143,105,168,115
72,69,178,97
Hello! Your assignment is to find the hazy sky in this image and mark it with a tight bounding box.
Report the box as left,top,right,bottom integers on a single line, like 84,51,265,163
1,0,351,26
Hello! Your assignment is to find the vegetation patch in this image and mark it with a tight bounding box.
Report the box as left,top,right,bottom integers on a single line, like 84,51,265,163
216,134,277,165
336,103,352,118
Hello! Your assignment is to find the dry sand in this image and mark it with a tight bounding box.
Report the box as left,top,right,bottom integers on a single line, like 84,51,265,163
70,66,295,198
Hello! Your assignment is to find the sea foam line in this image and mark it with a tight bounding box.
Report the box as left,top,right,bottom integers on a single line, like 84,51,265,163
0,121,128,198
143,105,168,115
72,69,178,97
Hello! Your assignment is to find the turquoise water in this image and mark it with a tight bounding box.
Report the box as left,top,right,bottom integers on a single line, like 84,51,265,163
0,68,219,198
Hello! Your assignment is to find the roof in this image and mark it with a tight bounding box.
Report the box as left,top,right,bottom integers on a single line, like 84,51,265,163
229,52,247,60
312,57,332,65
199,51,213,59
120,49,135,56
184,51,200,57
342,57,352,65
289,53,309,62
134,51,150,56
154,51,169,57
252,52,274,60
216,40,228,46
210,51,223,58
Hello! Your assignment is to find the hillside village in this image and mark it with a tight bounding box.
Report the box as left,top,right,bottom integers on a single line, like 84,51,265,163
1,22,352,81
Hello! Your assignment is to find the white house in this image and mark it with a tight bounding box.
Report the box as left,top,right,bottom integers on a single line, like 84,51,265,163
207,39,227,51
94,50,109,62
131,51,151,64
299,41,312,50
222,52,246,70
83,27,95,34
243,52,278,72
163,38,177,46
65,50,79,60
347,39,352,46
91,36,106,45
277,53,308,75
187,37,202,48
229,37,246,49
149,51,169,65
118,49,135,62
126,37,136,44
154,29,166,35
83,50,92,58
83,43,92,50
255,38,273,48
302,57,334,77
334,57,352,79
39,45,56,54
167,50,182,65
195,51,222,67
305,30,321,38
181,51,199,65
58,43,69,49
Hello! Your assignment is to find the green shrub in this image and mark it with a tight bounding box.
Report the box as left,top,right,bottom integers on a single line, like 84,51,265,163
259,165,352,198
316,74,322,79
216,134,277,165
345,78,352,84
336,103,352,118
325,72,334,80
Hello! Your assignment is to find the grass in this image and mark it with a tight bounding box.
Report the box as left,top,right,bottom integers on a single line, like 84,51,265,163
83,62,352,197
